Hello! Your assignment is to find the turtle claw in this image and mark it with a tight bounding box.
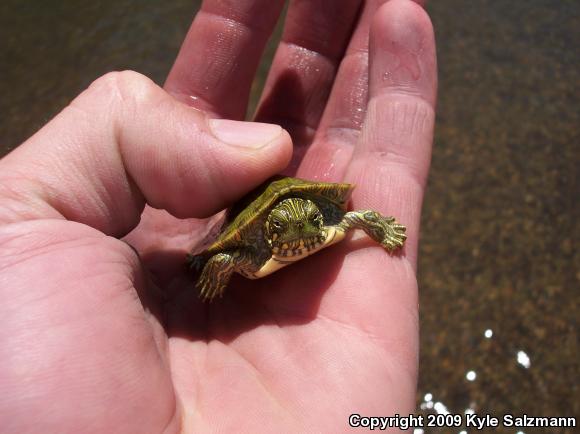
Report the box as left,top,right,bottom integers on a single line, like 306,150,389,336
380,219,407,252
196,252,233,302
197,271,226,302
357,211,407,252
187,253,206,273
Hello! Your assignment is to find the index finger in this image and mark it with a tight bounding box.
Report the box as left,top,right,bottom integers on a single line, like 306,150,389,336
309,1,436,397
345,0,437,268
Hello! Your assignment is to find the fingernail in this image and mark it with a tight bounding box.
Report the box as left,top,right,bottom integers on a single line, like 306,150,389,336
209,119,282,148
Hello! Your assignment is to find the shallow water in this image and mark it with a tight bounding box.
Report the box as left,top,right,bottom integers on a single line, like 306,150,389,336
1,1,578,432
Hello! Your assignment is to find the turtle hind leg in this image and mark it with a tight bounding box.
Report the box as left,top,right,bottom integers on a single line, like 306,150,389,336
338,210,407,251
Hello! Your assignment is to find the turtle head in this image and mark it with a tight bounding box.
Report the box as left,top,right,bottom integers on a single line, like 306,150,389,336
265,198,326,256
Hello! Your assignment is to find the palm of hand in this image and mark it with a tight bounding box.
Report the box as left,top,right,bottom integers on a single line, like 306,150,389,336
24,199,416,433
126,194,418,432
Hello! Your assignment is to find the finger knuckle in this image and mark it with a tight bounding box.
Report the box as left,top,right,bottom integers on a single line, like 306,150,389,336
88,70,161,109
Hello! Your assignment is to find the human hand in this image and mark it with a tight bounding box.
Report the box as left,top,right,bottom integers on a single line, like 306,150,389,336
0,0,436,432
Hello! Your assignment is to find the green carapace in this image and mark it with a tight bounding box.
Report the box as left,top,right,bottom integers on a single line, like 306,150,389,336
188,177,406,301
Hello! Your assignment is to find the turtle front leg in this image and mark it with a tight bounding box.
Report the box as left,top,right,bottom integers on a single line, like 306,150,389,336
197,250,255,301
337,210,407,251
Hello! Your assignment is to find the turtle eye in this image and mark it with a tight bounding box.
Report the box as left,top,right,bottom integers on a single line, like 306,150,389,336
271,220,283,230
310,212,323,225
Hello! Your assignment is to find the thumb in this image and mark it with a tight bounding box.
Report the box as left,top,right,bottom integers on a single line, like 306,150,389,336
0,71,292,236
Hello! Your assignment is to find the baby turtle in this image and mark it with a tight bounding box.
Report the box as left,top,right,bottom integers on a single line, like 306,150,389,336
188,177,406,301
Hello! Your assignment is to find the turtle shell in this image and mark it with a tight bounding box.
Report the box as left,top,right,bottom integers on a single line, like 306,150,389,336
205,177,354,254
